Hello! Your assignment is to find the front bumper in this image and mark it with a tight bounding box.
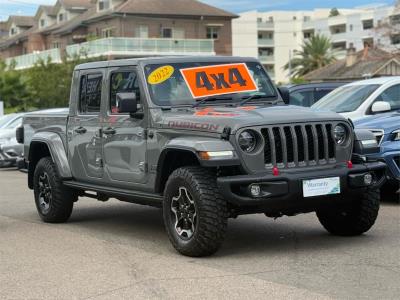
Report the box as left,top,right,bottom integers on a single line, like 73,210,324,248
217,162,386,213
368,151,400,182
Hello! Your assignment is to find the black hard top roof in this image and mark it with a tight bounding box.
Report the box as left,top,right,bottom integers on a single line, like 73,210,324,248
74,56,259,71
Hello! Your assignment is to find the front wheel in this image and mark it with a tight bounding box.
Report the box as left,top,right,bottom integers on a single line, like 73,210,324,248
316,189,380,236
33,157,77,223
163,167,228,257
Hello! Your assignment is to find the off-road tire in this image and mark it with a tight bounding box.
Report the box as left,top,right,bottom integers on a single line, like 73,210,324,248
33,157,76,223
316,189,380,236
163,167,228,257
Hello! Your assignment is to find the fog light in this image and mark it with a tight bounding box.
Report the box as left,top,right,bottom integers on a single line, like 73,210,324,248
364,173,373,185
250,184,261,197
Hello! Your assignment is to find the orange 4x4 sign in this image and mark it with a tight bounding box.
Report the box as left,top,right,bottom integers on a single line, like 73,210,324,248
180,63,258,98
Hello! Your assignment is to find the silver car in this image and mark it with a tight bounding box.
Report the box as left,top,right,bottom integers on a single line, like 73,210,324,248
0,113,24,167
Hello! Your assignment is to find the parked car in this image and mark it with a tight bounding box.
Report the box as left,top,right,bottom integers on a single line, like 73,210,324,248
20,56,386,257
354,112,400,199
312,77,400,121
0,113,24,167
285,82,346,107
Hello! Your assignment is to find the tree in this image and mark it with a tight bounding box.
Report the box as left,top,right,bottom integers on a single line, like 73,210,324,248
0,60,29,112
329,8,340,17
284,34,337,78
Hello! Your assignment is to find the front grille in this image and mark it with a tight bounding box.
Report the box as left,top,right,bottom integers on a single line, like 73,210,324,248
261,123,336,168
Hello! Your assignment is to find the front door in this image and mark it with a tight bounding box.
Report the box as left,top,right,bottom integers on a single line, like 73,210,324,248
68,71,104,181
102,68,147,185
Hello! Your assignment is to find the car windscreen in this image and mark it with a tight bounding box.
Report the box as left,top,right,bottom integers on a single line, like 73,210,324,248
312,84,380,113
144,62,277,107
0,114,18,128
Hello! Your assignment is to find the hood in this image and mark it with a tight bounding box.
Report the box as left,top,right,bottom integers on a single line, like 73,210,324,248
354,111,400,132
155,105,346,134
0,129,15,140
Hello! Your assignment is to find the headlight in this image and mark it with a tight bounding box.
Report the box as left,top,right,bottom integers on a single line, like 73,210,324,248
238,130,257,152
333,124,347,145
392,129,400,141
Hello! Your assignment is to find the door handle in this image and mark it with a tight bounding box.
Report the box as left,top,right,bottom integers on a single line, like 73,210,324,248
103,127,116,135
74,126,87,134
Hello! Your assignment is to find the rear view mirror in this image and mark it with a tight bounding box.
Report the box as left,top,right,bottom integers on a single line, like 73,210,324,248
371,101,391,113
117,93,138,114
277,87,290,104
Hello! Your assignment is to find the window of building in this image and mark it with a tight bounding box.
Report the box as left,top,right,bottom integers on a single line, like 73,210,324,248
53,41,60,49
268,16,274,22
391,34,400,45
79,74,103,114
40,19,46,28
257,18,262,23
135,25,149,38
101,27,115,38
58,13,64,22
162,28,172,38
303,16,311,22
110,71,140,113
362,19,373,30
206,27,219,39
98,0,111,11
293,16,297,20
349,24,353,31
293,32,297,37
10,27,16,35
390,14,400,25
304,31,314,39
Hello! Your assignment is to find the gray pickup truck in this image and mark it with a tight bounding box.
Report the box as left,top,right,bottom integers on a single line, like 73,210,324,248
20,56,386,257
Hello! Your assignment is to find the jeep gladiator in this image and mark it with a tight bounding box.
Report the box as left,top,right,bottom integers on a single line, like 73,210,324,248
20,57,386,257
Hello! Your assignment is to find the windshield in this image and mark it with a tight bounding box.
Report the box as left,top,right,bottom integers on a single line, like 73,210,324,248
312,84,380,113
0,114,17,128
144,62,277,106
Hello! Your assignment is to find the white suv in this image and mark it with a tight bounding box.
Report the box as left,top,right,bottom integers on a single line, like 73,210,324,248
312,77,400,121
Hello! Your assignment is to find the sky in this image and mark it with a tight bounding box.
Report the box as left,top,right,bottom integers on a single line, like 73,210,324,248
0,0,395,21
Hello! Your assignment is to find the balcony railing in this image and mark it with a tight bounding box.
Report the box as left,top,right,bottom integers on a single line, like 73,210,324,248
258,38,274,46
257,21,274,29
66,37,215,58
259,55,275,63
6,48,61,70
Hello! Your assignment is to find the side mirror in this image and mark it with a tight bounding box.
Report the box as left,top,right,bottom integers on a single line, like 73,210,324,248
117,92,138,115
277,87,290,104
371,101,391,113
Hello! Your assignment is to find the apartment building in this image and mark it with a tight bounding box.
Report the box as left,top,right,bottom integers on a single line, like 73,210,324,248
232,5,395,83
0,0,237,69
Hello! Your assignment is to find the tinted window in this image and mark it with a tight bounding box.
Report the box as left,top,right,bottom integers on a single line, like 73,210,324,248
290,90,314,107
110,71,140,113
4,117,22,129
314,88,334,103
375,84,400,110
79,74,103,114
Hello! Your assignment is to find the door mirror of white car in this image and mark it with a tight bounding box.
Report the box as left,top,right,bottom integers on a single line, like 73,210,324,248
371,101,391,113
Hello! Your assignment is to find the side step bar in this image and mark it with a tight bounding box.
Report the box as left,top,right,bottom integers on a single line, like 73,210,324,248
63,181,163,208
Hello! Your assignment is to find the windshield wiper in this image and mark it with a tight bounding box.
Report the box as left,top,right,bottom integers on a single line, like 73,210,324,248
192,96,232,108
238,94,279,106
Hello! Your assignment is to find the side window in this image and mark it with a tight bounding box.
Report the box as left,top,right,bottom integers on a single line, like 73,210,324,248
79,73,103,114
5,117,22,129
110,71,140,113
314,88,334,104
375,84,400,111
290,90,314,107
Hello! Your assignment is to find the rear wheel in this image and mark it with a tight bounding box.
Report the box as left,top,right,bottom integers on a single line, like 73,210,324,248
33,157,77,223
317,189,380,236
163,167,228,257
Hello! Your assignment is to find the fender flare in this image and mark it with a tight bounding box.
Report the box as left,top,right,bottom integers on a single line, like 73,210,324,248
28,132,72,184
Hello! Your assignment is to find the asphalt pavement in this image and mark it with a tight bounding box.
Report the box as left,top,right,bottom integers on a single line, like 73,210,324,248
0,168,399,299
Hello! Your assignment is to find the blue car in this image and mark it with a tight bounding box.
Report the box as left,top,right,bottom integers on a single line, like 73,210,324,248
354,112,400,199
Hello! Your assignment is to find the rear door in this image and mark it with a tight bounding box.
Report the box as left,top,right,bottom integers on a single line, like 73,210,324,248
68,70,105,182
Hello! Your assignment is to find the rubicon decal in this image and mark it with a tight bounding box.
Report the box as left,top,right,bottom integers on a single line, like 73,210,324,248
168,121,220,131
180,63,258,98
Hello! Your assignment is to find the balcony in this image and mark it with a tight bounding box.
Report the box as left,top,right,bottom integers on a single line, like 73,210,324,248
66,37,215,58
259,55,275,63
258,38,274,46
257,21,274,30
6,48,61,70
330,32,347,42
